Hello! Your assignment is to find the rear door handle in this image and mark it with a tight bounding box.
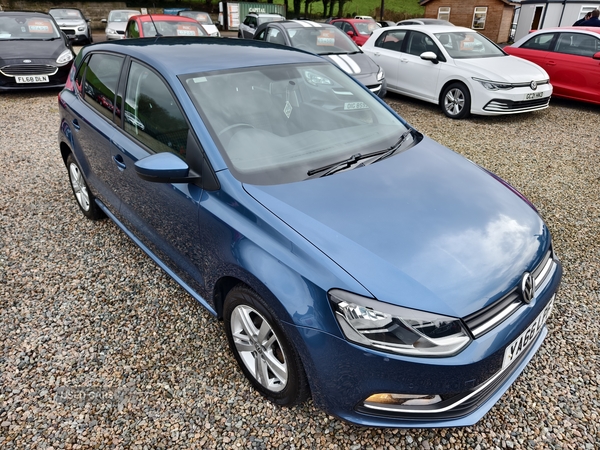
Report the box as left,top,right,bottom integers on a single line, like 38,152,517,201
72,119,80,130
112,154,126,171
400,58,409,63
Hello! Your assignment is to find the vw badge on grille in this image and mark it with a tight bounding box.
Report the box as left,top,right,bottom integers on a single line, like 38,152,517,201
521,272,535,304
530,80,537,90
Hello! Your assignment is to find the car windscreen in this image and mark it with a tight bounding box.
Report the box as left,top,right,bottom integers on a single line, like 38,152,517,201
434,31,505,58
288,27,360,55
257,16,284,26
180,12,213,24
355,22,379,35
0,15,61,40
142,20,207,37
49,9,84,20
108,11,139,22
182,63,411,185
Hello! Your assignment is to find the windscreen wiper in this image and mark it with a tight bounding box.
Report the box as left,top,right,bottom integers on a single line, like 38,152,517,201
307,129,415,177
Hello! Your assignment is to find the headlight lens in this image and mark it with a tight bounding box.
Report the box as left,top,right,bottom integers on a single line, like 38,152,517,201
376,66,385,82
329,289,471,357
56,49,74,65
304,70,333,86
210,31,220,37
472,78,513,90
77,26,86,32
106,28,117,35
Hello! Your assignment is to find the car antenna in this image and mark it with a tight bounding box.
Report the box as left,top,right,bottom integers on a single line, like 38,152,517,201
148,4,162,37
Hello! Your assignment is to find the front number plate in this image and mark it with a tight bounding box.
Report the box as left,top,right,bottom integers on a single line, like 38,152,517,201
15,75,49,84
524,92,544,100
502,296,554,369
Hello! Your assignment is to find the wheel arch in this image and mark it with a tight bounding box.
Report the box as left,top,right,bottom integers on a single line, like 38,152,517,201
438,79,471,107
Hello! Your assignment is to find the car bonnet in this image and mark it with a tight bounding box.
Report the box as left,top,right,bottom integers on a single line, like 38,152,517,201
243,136,549,317
453,55,549,82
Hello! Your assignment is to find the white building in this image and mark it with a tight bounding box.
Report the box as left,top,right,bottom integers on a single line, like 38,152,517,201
514,0,600,41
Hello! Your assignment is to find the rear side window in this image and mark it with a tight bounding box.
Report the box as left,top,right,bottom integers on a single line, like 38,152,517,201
123,61,189,159
555,33,600,57
82,53,124,122
521,33,556,51
126,20,139,38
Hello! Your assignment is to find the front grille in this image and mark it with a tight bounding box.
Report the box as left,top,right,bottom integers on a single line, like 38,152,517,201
464,249,555,338
484,96,550,112
63,29,75,35
0,65,58,76
367,83,382,94
117,30,125,35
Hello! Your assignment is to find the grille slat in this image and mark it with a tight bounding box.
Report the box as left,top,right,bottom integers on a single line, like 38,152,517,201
464,249,554,338
484,97,550,112
1,65,58,76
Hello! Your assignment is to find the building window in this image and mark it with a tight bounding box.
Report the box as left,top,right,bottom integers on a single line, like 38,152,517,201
578,6,599,20
472,7,487,30
438,7,451,21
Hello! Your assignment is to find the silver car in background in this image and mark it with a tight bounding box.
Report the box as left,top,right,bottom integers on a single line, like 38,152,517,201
102,10,141,40
48,8,92,45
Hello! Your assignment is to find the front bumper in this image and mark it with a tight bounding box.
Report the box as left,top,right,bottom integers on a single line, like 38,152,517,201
60,27,89,44
471,82,553,116
0,61,72,91
284,259,561,428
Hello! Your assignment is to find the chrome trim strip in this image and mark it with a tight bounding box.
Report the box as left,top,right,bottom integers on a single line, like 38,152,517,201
363,295,555,415
535,257,554,288
470,299,521,337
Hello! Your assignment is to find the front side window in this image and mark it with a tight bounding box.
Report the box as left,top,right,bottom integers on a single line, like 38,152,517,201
266,28,285,45
124,61,189,159
375,30,407,52
406,31,439,57
555,32,600,57
521,33,556,51
438,7,451,21
433,31,504,58
182,63,411,185
472,7,487,30
83,53,124,121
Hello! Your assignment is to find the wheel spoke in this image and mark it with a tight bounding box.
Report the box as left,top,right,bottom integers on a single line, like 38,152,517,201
232,331,255,353
263,351,287,384
255,352,270,386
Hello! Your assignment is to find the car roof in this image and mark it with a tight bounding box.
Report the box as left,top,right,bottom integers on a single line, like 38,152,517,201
268,20,337,30
332,18,372,23
79,37,325,75
382,24,470,33
528,26,600,35
248,12,283,17
132,14,199,23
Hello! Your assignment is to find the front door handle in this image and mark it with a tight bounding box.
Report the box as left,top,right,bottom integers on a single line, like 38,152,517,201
546,61,556,66
112,154,126,171
72,119,80,130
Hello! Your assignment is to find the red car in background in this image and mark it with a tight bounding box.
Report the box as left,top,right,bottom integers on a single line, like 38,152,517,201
330,19,380,46
505,27,600,105
125,14,208,38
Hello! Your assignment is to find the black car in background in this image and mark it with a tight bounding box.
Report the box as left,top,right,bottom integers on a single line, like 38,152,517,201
0,11,75,91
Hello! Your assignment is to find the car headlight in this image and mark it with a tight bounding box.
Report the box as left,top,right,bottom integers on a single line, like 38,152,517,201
329,289,471,357
211,31,220,37
376,66,385,82
56,49,74,65
77,26,86,32
472,78,513,90
304,70,333,86
106,28,118,35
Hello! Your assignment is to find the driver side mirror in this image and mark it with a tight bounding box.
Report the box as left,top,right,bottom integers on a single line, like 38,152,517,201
347,30,355,37
135,153,199,183
593,51,600,60
101,18,107,24
420,51,439,64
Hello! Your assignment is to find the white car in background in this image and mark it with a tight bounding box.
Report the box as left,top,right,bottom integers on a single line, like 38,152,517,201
362,25,552,119
177,11,220,36
102,9,140,40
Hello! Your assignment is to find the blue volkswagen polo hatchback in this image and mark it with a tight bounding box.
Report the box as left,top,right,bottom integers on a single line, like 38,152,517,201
58,37,561,428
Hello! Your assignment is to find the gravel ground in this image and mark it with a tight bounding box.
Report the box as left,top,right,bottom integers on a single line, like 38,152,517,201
0,90,599,449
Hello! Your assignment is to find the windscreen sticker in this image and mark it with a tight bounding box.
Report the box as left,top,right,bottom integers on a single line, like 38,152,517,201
344,102,369,110
459,35,475,51
176,25,198,36
67,11,79,16
316,30,335,46
28,20,52,33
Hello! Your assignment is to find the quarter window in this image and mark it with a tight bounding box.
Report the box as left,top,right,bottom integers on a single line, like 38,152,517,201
82,53,124,122
438,7,451,21
472,7,487,30
124,61,189,159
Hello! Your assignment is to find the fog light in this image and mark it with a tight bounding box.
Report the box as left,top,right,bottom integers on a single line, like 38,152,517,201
365,393,442,406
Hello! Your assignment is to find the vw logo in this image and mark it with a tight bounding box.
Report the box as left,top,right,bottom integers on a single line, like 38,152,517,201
530,80,537,91
521,272,535,304
23,60,31,64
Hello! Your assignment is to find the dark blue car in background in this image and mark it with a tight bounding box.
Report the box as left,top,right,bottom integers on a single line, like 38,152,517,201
57,37,562,428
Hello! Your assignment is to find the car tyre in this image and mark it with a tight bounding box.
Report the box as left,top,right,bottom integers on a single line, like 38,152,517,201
223,285,310,406
66,153,104,220
441,82,471,119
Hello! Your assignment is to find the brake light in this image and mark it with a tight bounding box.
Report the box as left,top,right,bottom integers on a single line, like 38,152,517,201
64,64,77,92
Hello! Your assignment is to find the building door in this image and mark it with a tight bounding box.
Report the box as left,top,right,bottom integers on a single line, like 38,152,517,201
531,6,544,30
